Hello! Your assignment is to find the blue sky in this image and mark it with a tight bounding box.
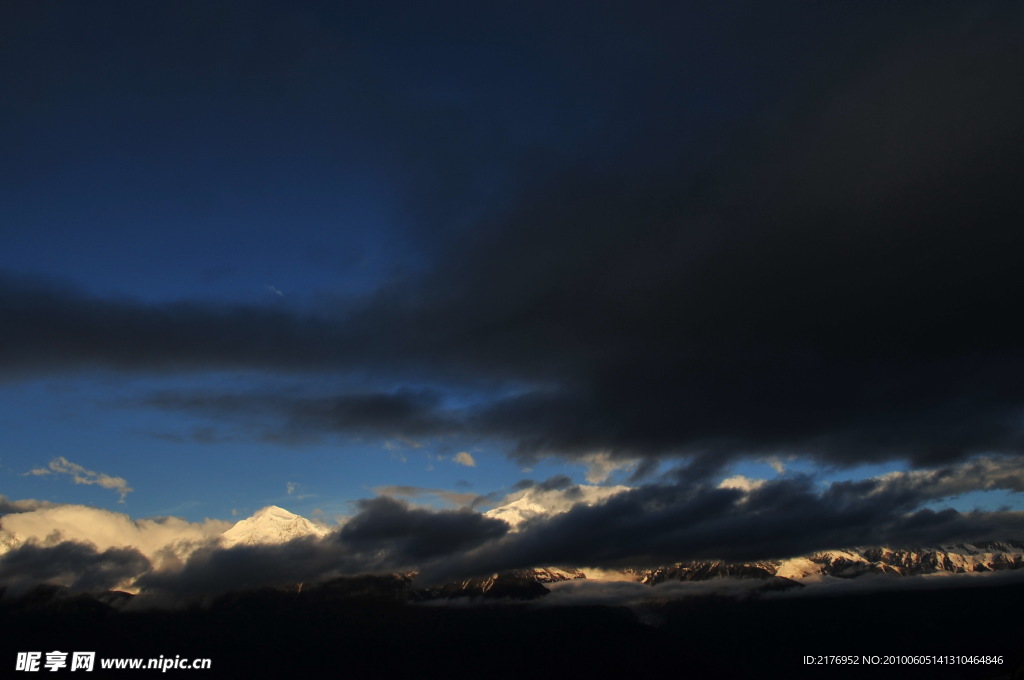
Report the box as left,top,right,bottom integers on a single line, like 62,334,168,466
2,0,1023,542
0,372,576,520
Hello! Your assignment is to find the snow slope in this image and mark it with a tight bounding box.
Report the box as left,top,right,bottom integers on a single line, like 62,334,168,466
220,506,331,547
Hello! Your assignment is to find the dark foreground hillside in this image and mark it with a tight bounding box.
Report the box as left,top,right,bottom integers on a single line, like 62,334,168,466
3,578,1023,680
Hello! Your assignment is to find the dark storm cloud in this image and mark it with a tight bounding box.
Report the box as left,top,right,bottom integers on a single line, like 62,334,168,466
135,537,349,602
339,496,508,561
144,389,457,442
0,541,150,593
512,475,574,492
0,273,351,376
869,457,1024,498
388,3,1024,469
4,3,1024,469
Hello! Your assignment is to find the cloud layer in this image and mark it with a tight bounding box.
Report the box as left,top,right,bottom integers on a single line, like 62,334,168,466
0,504,230,576
2,3,1023,476
4,457,1021,600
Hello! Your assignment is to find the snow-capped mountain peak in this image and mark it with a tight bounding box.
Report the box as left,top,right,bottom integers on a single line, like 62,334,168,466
0,528,20,556
484,484,630,530
220,505,331,548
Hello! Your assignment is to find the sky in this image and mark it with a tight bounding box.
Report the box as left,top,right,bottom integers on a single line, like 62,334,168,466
2,0,1024,589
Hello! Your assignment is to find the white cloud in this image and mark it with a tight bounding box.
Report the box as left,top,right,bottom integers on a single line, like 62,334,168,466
453,451,476,467
762,456,787,474
286,482,299,495
718,475,767,493
0,504,231,571
28,457,134,502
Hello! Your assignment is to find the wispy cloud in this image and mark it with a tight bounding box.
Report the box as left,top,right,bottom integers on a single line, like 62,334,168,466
27,457,134,502
762,456,788,475
372,485,482,509
578,452,636,484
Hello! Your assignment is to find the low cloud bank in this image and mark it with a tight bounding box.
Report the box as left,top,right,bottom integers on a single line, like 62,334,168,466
2,457,1023,601
0,504,230,593
541,568,1024,609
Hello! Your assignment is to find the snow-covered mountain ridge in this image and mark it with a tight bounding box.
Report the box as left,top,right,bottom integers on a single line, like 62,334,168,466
3,504,1022,596
641,540,1024,584
420,568,586,600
